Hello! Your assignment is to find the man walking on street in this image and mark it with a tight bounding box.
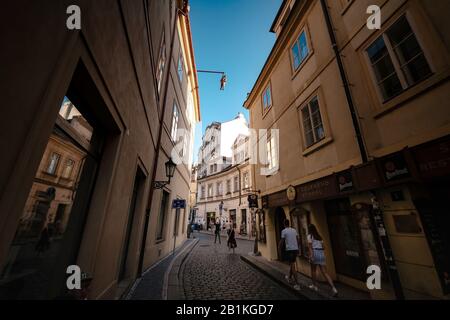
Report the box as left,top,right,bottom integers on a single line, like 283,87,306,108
214,220,221,244
278,219,301,291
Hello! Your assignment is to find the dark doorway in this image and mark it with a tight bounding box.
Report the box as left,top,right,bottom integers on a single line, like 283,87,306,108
118,168,145,282
326,198,367,281
413,180,450,295
274,207,287,262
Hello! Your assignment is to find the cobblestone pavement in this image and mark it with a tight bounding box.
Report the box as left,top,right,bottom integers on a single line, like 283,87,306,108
182,232,301,300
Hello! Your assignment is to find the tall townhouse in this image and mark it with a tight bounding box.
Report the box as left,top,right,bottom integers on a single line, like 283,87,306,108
0,0,200,300
196,114,255,235
330,0,450,299
244,0,450,300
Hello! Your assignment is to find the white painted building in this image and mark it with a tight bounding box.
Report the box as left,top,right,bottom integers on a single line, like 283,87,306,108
195,114,256,238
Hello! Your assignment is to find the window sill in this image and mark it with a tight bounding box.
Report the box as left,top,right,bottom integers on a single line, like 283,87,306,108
302,136,333,157
373,68,450,119
42,171,58,177
291,50,313,81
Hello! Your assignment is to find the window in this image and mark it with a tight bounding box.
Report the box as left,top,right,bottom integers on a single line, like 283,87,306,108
292,30,309,70
210,164,214,174
301,96,325,147
367,15,431,101
262,84,272,111
208,184,213,197
157,32,166,95
177,52,184,82
214,164,217,172
200,185,205,199
243,172,249,189
170,103,179,142
156,191,169,240
226,180,231,194
217,182,223,196
62,159,75,179
46,153,61,175
234,176,239,192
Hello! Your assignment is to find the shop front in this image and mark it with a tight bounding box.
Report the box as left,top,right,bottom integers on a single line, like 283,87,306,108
256,135,450,299
259,162,400,298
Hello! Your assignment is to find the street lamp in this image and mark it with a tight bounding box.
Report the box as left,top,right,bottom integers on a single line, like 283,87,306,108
154,158,176,189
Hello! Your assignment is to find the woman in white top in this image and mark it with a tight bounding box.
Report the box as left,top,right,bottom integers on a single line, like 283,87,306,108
307,224,338,297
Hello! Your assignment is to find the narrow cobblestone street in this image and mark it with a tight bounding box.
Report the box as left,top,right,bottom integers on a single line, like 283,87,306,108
181,232,301,300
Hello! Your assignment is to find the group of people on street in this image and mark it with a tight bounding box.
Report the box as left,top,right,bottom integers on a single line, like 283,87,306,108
213,220,237,253
278,219,338,297
211,217,338,297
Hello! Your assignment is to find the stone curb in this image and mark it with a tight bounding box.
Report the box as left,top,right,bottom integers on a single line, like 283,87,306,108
166,239,200,300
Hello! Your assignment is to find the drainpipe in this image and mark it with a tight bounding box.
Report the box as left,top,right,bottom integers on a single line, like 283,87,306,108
137,3,187,276
320,0,368,163
237,165,242,206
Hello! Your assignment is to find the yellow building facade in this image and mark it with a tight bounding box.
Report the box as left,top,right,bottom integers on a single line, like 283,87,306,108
245,0,450,299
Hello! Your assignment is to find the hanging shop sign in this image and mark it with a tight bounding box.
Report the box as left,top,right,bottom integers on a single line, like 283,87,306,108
337,170,353,193
380,152,411,182
248,194,258,208
261,195,269,209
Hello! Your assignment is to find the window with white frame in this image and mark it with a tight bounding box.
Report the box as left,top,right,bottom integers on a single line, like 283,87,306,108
291,30,309,70
208,184,213,197
62,159,75,179
243,172,249,189
217,182,223,196
366,15,432,101
156,31,166,95
46,153,61,175
226,179,231,194
262,84,272,112
300,96,325,148
170,102,179,142
201,185,205,199
177,52,184,83
234,176,239,192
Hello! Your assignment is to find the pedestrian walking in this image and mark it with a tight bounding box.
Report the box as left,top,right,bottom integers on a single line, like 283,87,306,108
227,226,237,254
278,219,301,291
214,220,221,244
307,224,338,297
35,227,50,256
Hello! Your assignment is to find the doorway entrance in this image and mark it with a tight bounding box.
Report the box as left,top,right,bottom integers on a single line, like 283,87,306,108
414,180,450,295
326,198,367,281
206,212,215,231
274,207,287,262
118,168,145,282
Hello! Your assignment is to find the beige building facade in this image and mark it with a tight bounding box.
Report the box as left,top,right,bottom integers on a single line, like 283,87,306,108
0,0,200,300
244,0,450,299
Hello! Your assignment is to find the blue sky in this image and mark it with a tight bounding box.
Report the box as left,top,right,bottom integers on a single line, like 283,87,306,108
190,0,282,162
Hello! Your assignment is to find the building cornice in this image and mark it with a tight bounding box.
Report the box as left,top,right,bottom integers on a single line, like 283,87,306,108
197,160,251,182
178,0,201,122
